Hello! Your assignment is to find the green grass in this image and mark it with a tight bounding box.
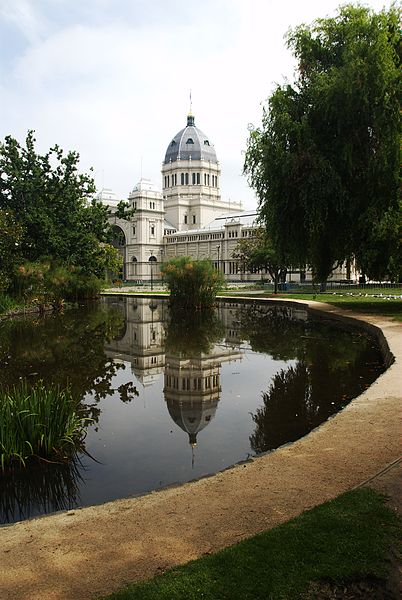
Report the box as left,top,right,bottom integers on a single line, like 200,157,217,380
102,488,400,600
281,292,402,322
0,380,89,471
0,293,19,316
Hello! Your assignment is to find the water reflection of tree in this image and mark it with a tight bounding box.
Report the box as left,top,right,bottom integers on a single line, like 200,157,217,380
250,363,318,453
238,303,306,360
0,455,83,524
0,303,138,428
164,306,225,357
242,303,385,454
0,302,139,523
237,303,383,373
250,351,384,455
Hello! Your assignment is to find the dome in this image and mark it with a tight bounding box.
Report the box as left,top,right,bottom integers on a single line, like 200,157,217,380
131,178,161,195
166,397,219,445
164,114,218,164
97,188,120,207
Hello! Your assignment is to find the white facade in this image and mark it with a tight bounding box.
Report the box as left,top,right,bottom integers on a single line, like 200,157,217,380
102,112,354,284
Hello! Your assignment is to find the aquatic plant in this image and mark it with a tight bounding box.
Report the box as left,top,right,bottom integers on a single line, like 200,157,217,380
162,257,223,309
0,380,89,471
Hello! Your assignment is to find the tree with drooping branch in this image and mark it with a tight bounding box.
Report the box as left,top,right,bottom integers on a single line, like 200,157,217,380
244,4,400,287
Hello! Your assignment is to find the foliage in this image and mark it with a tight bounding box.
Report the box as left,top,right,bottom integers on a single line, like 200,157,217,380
111,200,136,222
0,454,83,524
12,260,107,308
0,380,90,471
103,488,400,600
0,293,18,315
0,209,24,292
0,131,113,280
162,257,223,309
0,302,134,412
244,4,400,284
233,227,288,293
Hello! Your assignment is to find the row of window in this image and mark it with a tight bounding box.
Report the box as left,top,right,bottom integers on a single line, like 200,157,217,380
131,201,157,210
166,232,224,244
183,215,197,225
163,173,219,188
131,225,155,236
165,375,219,391
227,230,238,238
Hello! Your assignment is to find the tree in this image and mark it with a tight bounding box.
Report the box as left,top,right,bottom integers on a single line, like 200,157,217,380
233,227,288,293
244,4,400,285
0,209,24,291
0,131,114,278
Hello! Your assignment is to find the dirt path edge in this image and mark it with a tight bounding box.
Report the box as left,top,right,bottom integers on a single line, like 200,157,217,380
0,299,401,600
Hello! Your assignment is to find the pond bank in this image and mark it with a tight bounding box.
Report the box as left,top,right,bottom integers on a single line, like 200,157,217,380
0,298,400,600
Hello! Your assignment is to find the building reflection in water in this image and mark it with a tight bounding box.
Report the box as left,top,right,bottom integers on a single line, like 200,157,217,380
104,297,244,460
103,297,333,465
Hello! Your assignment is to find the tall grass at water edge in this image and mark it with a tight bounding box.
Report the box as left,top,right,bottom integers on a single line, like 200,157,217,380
0,380,89,471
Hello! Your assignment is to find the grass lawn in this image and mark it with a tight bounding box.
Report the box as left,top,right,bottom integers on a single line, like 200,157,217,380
281,292,402,322
101,488,400,600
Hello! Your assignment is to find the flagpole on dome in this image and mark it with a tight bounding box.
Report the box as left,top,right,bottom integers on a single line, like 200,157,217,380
187,89,195,126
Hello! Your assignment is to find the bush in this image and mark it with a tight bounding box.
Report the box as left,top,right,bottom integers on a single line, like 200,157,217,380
161,257,223,309
0,380,90,471
12,261,104,307
0,293,17,315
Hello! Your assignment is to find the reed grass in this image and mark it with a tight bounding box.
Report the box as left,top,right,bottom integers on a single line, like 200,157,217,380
0,380,89,471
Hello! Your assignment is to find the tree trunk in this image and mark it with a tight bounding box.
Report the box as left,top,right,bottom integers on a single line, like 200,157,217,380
320,280,327,292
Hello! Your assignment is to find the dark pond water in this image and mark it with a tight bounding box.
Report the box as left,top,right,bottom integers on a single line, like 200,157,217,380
0,297,385,524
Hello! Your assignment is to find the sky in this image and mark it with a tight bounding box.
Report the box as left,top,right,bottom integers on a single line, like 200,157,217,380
0,0,392,210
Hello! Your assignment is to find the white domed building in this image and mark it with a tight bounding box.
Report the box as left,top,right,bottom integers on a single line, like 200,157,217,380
101,111,353,284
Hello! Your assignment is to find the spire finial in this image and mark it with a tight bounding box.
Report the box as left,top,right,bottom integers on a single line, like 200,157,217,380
187,90,195,126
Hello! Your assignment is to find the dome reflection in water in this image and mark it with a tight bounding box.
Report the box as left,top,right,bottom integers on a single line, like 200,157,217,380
0,297,385,523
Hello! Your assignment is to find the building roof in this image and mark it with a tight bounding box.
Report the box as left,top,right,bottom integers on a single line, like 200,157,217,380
97,188,120,207
207,211,258,229
163,114,218,164
130,178,161,195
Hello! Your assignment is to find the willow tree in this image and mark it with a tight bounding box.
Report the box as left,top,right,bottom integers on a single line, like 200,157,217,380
245,4,400,285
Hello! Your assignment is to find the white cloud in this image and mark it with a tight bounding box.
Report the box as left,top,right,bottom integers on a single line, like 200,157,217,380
0,0,394,210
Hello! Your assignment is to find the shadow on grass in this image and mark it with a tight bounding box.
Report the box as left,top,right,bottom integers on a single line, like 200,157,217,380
103,488,400,600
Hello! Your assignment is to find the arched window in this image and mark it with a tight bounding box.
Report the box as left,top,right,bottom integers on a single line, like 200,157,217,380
186,138,194,144
148,255,157,262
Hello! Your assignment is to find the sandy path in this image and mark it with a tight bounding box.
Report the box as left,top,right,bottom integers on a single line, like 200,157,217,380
0,301,401,600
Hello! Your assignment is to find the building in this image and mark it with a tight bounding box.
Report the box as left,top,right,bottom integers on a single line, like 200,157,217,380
100,111,354,284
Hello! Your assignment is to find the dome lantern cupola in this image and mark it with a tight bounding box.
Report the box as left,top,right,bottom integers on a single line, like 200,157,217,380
163,113,218,164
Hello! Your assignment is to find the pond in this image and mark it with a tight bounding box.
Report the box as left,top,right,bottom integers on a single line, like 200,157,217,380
0,297,385,524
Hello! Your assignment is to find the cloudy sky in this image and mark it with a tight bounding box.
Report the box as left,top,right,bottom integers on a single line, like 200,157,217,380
0,0,391,210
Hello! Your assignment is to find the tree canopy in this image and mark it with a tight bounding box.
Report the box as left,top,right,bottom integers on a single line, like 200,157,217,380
233,227,288,292
0,131,118,280
244,4,400,283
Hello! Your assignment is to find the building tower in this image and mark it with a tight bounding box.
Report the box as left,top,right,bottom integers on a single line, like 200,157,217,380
161,112,239,231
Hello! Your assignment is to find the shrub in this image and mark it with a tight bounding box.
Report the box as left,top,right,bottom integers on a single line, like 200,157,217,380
161,257,223,309
0,293,17,315
12,261,104,307
0,380,90,471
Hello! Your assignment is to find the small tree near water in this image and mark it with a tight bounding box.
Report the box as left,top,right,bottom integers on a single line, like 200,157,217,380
162,257,223,309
